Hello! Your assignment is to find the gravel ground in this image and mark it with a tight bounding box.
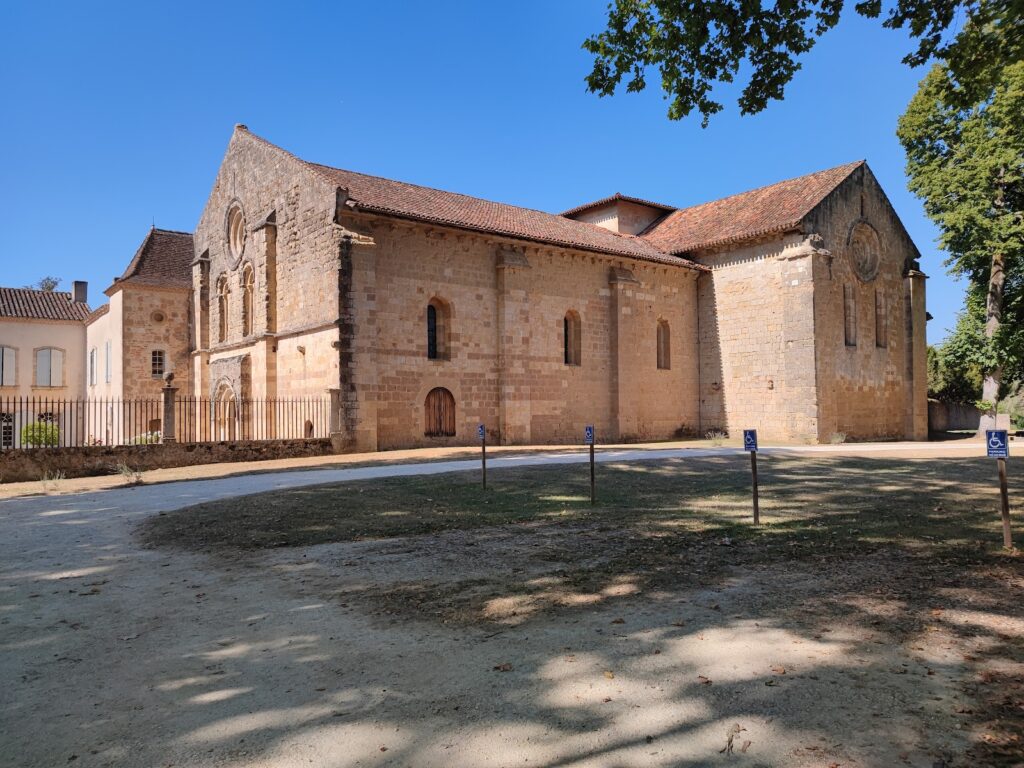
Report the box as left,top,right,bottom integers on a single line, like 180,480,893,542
1,447,1020,767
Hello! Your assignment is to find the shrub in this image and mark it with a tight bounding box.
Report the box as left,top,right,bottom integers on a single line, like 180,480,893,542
21,421,59,447
829,432,847,444
131,431,161,445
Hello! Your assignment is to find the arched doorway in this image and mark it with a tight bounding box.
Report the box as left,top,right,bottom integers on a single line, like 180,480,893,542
424,387,456,437
215,384,238,441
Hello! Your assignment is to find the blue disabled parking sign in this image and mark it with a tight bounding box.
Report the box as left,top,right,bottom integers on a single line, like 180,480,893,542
743,429,758,452
477,424,485,442
584,425,595,445
987,429,1009,458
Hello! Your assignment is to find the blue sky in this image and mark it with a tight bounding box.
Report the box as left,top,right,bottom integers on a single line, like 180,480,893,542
1,1,965,343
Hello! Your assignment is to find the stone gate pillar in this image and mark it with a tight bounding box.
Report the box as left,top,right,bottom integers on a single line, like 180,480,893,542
161,375,179,444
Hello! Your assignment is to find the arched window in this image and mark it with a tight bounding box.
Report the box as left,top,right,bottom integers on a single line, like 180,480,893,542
563,311,581,366
227,204,246,260
656,320,671,370
424,387,456,437
241,264,255,337
34,347,64,387
216,275,229,343
426,298,450,360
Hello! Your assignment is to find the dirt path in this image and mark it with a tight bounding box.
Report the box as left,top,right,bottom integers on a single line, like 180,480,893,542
0,449,1014,767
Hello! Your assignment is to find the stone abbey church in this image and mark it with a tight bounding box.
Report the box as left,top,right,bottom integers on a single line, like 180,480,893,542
117,125,929,449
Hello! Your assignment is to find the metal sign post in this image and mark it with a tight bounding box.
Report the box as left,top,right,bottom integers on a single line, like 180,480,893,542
987,430,1012,548
744,429,759,525
585,425,595,505
478,424,487,490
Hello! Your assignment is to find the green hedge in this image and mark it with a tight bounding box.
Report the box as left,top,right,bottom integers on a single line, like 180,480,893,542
21,421,59,447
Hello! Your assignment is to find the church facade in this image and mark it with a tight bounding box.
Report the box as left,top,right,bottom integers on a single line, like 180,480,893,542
188,126,928,450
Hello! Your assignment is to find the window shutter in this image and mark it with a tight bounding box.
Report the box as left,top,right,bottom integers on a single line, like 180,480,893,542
36,349,50,386
51,350,63,387
1,347,14,387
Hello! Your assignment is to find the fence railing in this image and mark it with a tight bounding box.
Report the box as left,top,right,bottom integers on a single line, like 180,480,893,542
0,396,332,451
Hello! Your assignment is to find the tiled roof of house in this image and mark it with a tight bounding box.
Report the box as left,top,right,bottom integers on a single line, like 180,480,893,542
640,161,864,253
86,303,110,323
113,228,194,289
307,162,691,266
0,287,92,322
561,192,676,218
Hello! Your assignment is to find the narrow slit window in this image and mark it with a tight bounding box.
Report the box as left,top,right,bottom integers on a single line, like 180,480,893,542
657,320,671,370
874,289,887,348
564,311,581,366
844,285,857,347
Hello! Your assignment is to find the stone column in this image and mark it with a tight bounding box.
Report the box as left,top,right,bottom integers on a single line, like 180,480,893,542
496,246,532,444
608,266,640,442
327,387,344,452
336,226,379,453
904,269,928,440
161,378,179,443
781,235,831,441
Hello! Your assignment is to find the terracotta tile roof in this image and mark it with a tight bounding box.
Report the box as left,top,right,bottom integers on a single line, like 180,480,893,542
307,162,692,266
561,192,676,218
0,287,91,322
113,228,194,289
641,161,864,254
86,303,110,323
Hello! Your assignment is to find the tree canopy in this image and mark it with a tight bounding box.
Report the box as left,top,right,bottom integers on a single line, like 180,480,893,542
583,0,1024,124
898,59,1023,418
24,276,61,292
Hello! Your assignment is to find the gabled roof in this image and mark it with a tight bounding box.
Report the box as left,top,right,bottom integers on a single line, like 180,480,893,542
111,228,194,291
237,127,699,269
640,161,865,254
561,192,677,218
308,162,689,266
0,287,91,322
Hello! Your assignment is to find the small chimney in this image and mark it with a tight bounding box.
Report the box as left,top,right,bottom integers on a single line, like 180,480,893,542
72,281,88,304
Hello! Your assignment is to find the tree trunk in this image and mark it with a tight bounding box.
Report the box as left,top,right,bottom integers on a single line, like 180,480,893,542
979,249,1006,432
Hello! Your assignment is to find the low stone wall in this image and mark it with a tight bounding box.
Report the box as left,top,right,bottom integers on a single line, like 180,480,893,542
0,439,335,483
928,400,1011,433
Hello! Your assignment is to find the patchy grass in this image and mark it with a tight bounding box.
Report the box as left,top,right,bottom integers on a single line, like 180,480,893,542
141,454,1019,558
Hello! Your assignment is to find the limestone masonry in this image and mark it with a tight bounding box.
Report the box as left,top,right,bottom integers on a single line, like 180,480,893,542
110,125,930,448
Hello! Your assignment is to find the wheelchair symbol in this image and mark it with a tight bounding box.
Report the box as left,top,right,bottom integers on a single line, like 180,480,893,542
743,429,758,452
987,429,1009,457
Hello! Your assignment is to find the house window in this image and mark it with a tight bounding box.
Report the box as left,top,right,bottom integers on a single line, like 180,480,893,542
656,320,671,370
0,346,15,387
563,311,582,366
35,348,64,387
843,285,857,347
424,387,456,437
242,264,255,337
426,298,450,360
875,289,887,348
216,274,229,342
89,348,97,387
151,350,166,379
0,413,13,449
104,340,112,383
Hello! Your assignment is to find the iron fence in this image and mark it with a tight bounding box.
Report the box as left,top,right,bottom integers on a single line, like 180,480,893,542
0,396,331,451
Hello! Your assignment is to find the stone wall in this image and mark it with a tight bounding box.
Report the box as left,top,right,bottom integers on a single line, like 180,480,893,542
0,439,333,483
805,164,926,441
120,285,192,400
342,214,701,450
